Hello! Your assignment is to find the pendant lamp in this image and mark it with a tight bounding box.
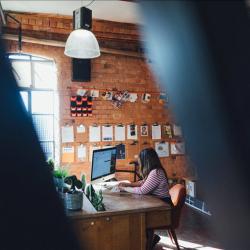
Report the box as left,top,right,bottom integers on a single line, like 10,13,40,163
64,29,100,58
64,6,100,59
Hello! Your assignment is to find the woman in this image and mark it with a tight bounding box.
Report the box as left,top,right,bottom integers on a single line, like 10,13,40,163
118,147,173,206
118,147,173,248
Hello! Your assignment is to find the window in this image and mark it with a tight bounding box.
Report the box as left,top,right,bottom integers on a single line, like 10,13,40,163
7,53,58,160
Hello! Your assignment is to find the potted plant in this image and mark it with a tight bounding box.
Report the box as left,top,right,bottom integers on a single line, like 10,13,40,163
64,175,83,210
53,163,70,191
85,183,105,211
46,157,55,171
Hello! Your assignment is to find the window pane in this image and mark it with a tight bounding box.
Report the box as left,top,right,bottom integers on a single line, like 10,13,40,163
31,91,53,114
32,115,53,141
40,142,54,159
34,61,56,89
12,61,31,87
20,91,28,111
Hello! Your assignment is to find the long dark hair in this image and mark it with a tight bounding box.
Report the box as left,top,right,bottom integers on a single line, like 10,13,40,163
138,147,168,180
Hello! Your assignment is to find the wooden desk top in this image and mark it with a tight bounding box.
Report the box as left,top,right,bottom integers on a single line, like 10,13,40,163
67,191,171,220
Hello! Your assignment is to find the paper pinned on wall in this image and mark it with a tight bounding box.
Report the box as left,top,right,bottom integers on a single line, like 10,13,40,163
89,126,101,142
62,146,75,162
129,94,138,102
77,125,85,133
77,89,86,96
102,145,113,149
151,125,161,140
62,126,74,143
77,145,86,158
102,126,113,141
127,125,138,140
90,90,99,97
115,126,125,141
171,142,185,155
173,124,182,137
155,142,169,157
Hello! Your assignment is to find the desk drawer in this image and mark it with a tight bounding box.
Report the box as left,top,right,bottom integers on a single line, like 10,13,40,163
145,210,171,228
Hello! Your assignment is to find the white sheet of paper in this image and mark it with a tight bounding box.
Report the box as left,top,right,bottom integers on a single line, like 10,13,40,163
77,89,86,96
102,126,113,141
151,125,161,139
173,125,182,137
102,145,113,149
62,147,74,153
127,125,138,140
62,126,74,143
89,126,101,142
129,94,138,102
77,125,85,133
78,145,86,158
90,90,99,97
171,142,185,155
115,126,125,141
89,145,101,161
155,142,169,157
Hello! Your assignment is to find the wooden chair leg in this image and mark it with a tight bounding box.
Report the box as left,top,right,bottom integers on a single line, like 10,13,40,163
147,230,154,250
167,229,175,244
170,229,180,250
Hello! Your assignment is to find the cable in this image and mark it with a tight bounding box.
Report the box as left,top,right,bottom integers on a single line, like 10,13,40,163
84,0,94,7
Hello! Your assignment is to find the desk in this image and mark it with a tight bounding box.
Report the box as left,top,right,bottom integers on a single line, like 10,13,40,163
67,191,171,250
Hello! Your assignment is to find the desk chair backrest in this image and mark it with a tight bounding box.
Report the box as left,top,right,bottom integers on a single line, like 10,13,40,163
169,184,186,229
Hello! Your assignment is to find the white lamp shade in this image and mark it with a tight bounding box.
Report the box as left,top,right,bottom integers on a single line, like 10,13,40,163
64,29,100,59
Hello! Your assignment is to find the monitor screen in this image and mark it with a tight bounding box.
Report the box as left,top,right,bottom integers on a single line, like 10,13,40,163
91,147,117,185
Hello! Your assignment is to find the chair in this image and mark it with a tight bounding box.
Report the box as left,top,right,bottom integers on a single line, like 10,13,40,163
148,184,186,250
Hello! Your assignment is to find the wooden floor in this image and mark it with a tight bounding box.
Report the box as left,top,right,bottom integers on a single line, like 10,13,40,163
154,205,223,250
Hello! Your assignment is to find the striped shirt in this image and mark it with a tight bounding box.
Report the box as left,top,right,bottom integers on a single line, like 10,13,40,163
134,169,170,199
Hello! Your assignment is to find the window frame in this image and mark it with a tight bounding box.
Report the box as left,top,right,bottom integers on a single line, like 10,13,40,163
8,53,57,160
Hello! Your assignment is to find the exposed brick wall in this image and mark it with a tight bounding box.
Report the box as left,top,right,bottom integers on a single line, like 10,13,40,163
2,13,193,183
2,12,141,51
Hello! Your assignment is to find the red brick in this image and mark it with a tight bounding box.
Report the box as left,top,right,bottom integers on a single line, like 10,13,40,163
3,13,189,178
29,19,36,25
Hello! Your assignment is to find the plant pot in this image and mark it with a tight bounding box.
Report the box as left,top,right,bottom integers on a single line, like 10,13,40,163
57,178,64,191
66,191,83,210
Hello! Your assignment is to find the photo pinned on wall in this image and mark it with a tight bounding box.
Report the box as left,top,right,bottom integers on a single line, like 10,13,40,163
140,125,148,136
111,91,130,109
141,93,151,103
155,142,169,157
171,142,185,155
101,92,112,100
163,124,172,138
158,93,169,104
130,124,136,136
127,124,137,140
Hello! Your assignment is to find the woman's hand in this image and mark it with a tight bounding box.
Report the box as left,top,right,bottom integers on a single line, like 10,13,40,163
118,182,130,187
118,186,126,191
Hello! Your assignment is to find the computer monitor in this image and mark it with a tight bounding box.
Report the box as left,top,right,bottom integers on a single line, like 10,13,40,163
90,147,117,185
